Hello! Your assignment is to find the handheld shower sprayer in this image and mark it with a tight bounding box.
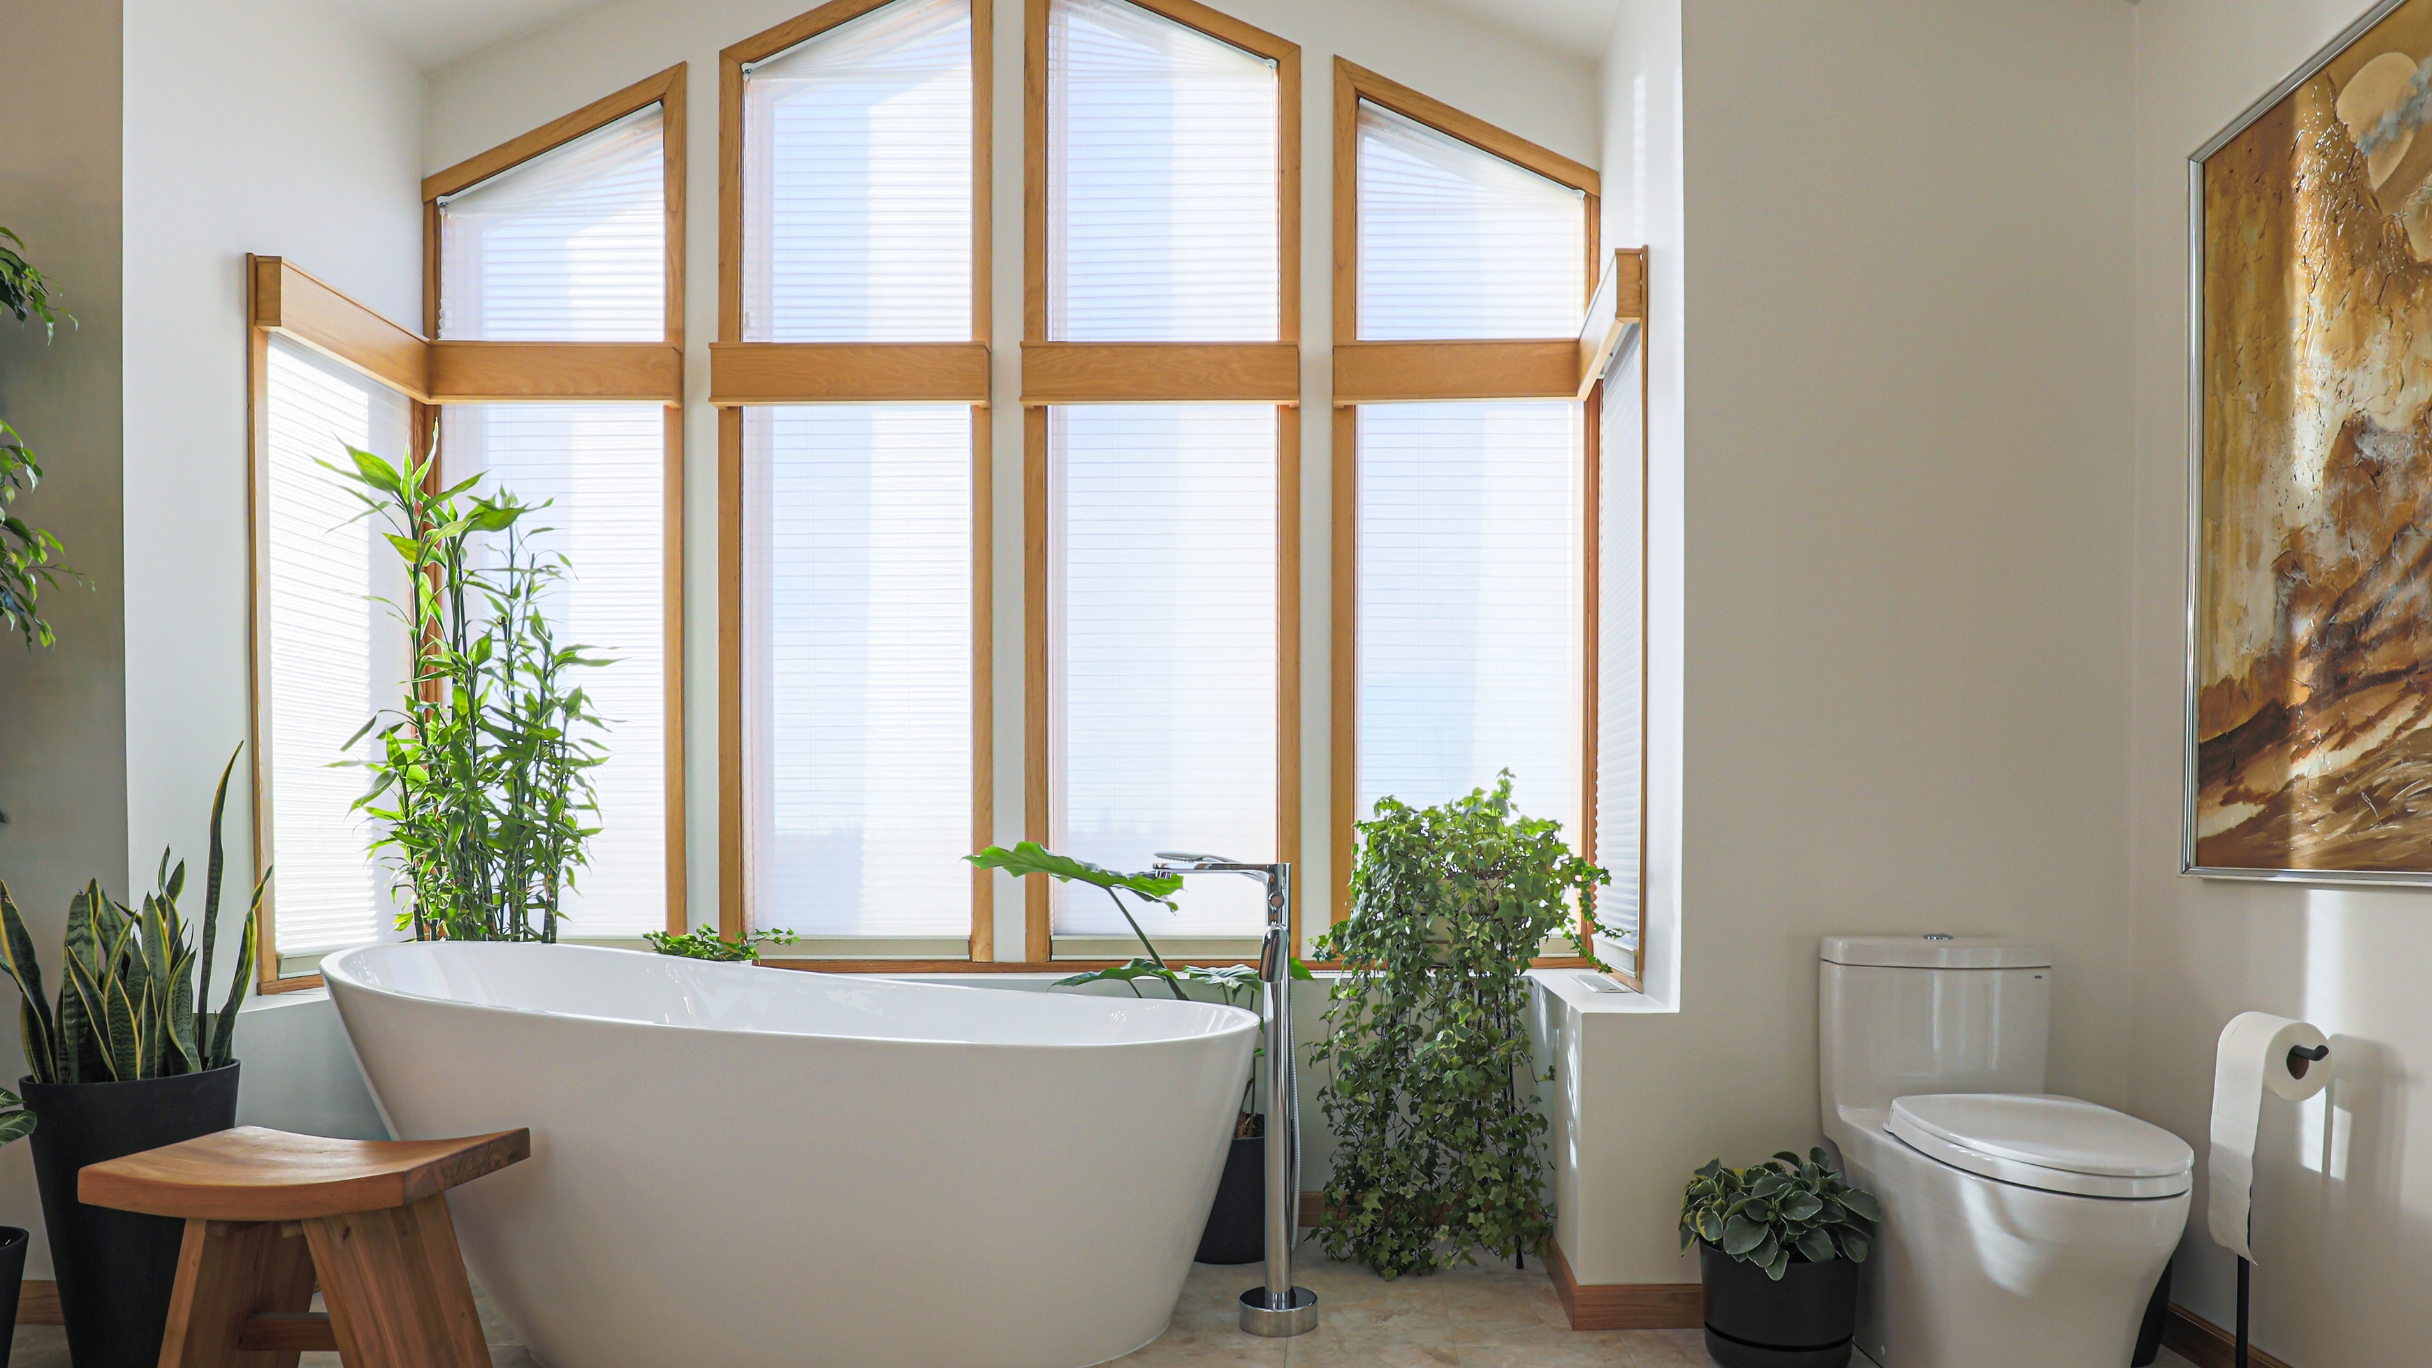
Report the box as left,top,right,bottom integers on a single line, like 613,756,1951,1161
1149,853,1319,1338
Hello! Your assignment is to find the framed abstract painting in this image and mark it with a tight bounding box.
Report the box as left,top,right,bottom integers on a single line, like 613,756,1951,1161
2191,0,2432,882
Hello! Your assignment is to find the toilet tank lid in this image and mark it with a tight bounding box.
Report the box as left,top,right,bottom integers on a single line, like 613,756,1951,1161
1820,935,2050,969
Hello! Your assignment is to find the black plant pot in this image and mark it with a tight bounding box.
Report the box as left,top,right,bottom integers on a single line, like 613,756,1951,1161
1699,1242,1860,1368
23,1064,240,1368
0,1225,28,1368
1197,1131,1265,1264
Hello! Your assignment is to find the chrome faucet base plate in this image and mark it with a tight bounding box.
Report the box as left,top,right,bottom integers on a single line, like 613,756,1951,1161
1238,1286,1318,1337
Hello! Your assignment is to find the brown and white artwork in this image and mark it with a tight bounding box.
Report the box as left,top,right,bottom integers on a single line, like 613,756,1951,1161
2195,0,2432,876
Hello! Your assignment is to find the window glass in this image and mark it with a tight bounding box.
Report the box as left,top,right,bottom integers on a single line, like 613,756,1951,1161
442,404,668,937
743,0,972,342
743,405,973,936
438,105,666,341
1356,101,1584,340
1595,368,1642,966
261,337,414,956
1356,401,1582,833
1050,404,1275,937
1047,0,1277,341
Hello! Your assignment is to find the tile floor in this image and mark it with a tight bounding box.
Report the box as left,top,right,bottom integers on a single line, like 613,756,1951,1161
3,1260,2206,1367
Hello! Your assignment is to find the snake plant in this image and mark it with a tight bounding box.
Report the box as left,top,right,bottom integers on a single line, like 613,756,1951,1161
0,747,264,1083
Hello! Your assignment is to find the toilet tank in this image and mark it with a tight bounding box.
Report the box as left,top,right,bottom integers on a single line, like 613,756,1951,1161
1818,936,2052,1119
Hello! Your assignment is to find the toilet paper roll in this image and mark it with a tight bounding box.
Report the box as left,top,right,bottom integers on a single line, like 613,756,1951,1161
2208,1011,2331,1261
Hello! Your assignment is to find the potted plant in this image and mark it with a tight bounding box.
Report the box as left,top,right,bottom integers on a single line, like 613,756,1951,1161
0,750,263,1368
336,444,608,941
966,842,1309,1264
1679,1149,1882,1368
1,226,83,655
645,925,798,961
1311,773,1608,1278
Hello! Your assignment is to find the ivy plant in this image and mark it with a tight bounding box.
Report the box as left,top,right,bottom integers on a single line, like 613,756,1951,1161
644,925,798,963
1311,772,1608,1279
1679,1149,1882,1280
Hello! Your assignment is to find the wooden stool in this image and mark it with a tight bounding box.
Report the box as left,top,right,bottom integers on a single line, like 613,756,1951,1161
80,1125,529,1368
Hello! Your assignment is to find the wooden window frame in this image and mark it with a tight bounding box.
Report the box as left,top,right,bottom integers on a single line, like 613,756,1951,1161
1020,0,1302,965
245,258,436,993
714,0,998,970
422,63,693,952
1327,58,1646,981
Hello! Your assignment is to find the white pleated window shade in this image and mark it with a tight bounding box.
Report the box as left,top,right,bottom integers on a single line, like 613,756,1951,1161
1047,0,1277,341
443,405,668,938
743,0,972,341
1051,405,1275,938
1594,364,1642,968
438,105,665,341
262,337,414,957
1356,101,1585,340
744,406,973,938
1357,402,1583,839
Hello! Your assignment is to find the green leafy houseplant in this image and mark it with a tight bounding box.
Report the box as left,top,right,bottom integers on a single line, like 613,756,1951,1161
1312,773,1608,1279
0,749,261,1083
645,925,799,962
0,226,82,650
1679,1149,1881,1281
338,443,609,943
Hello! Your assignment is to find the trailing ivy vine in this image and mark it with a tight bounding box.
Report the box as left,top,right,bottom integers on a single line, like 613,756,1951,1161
1311,773,1607,1278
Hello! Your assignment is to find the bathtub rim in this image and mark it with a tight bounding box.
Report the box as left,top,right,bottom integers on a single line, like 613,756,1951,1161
322,940,1263,1050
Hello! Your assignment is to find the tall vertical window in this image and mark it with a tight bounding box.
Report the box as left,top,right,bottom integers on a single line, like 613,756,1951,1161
720,0,989,957
1026,0,1299,956
428,69,687,941
1332,61,1628,972
256,336,415,968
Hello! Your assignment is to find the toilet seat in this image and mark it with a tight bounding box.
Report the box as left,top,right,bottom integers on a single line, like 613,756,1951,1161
1887,1094,2193,1199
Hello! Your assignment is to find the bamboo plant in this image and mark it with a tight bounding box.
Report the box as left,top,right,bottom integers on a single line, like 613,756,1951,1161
337,443,608,943
0,749,262,1084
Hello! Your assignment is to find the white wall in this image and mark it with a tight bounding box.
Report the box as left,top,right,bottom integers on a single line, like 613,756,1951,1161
424,0,1602,950
1564,0,2141,1285
2128,4,2432,1362
122,0,424,911
0,0,128,1281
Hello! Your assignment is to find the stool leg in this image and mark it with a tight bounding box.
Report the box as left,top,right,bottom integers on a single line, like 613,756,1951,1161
302,1196,490,1368
156,1218,318,1368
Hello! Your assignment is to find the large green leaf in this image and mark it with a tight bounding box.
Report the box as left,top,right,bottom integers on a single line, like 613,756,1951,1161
1720,1214,1767,1258
964,843,1183,906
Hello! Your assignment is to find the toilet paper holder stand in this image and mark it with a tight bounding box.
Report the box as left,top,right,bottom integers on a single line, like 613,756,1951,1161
2235,1041,2330,1368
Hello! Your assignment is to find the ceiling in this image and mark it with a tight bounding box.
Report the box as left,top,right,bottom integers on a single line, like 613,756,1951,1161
1425,0,1618,61
327,0,1619,72
318,0,606,69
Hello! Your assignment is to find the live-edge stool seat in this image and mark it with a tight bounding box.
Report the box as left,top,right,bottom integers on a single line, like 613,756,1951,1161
80,1125,529,1220
78,1125,530,1368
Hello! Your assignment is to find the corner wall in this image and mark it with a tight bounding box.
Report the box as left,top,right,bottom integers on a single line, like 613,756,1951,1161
2129,4,2432,1363
1568,0,2141,1285
0,0,128,1277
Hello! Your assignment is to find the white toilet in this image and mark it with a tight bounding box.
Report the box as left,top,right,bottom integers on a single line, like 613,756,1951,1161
1819,935,2191,1368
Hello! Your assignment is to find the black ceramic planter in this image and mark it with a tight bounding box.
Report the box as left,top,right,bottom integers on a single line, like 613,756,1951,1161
0,1225,28,1368
24,1064,240,1368
1197,1130,1265,1264
1698,1242,1860,1368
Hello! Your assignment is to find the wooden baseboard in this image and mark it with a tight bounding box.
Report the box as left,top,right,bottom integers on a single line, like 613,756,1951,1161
1544,1239,1702,1330
2163,1302,2293,1368
19,1279,57,1325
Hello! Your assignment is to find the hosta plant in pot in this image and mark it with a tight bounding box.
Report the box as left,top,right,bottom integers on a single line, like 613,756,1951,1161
0,750,263,1368
1680,1149,1882,1368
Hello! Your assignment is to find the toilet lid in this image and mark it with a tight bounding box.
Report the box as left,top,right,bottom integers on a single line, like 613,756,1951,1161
1888,1094,2193,1199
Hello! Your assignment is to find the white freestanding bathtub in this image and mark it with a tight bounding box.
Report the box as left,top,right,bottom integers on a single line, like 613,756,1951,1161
322,942,1258,1368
